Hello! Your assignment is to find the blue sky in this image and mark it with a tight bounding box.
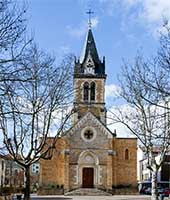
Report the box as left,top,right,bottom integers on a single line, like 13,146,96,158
26,0,170,135
26,0,170,85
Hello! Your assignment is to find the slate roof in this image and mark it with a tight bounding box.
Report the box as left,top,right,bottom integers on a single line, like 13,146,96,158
74,28,105,76
80,29,99,64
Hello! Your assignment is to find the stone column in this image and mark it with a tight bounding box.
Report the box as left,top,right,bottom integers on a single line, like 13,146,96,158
107,139,113,190
64,149,70,193
107,153,113,190
112,138,117,187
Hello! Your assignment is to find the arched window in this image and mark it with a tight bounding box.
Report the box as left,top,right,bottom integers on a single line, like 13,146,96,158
125,149,129,160
84,82,89,101
90,82,95,101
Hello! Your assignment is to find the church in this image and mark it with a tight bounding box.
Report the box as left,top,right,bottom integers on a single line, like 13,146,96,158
40,21,137,193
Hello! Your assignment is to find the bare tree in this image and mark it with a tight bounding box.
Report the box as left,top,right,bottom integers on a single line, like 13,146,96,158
109,53,170,200
0,0,30,65
109,58,170,200
0,1,74,199
0,0,32,120
0,44,74,200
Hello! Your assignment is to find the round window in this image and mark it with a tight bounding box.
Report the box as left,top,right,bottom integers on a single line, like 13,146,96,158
84,129,93,140
81,127,96,142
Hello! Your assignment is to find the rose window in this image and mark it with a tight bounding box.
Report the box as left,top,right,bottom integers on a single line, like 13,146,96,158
84,130,93,140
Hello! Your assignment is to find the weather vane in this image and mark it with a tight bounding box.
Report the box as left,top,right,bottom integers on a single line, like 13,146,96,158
86,9,94,29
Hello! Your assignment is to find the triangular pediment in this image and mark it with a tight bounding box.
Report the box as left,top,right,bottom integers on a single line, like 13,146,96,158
68,112,115,138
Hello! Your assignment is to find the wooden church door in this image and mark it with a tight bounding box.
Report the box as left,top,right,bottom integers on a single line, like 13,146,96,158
82,167,94,188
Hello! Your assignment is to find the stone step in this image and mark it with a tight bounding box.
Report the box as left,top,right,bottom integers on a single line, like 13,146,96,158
65,188,112,196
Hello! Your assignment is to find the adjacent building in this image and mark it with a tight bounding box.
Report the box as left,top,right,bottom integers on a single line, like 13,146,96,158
137,146,170,189
0,154,40,188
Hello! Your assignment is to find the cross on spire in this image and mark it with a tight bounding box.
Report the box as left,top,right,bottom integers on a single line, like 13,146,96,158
86,9,94,29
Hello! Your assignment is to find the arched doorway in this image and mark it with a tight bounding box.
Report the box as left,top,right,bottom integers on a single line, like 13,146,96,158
78,150,99,188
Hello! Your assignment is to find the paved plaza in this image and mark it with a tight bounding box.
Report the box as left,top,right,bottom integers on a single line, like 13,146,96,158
28,194,170,200
31,195,151,200
68,195,151,200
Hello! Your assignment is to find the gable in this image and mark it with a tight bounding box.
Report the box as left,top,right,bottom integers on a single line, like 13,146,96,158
68,112,115,138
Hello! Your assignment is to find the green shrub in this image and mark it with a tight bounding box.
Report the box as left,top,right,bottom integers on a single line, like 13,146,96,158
40,183,64,190
51,184,56,189
60,185,64,189
112,184,132,189
56,185,59,189
0,187,14,194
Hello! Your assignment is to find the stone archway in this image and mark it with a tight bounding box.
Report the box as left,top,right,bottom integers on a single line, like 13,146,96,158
78,150,99,188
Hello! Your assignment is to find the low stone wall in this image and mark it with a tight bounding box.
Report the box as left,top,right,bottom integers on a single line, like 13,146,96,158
109,188,138,195
0,195,11,200
38,188,64,195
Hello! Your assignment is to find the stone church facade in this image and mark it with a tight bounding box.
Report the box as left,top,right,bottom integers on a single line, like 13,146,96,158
40,27,137,192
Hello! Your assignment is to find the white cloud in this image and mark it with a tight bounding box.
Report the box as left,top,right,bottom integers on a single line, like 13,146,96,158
59,45,71,54
91,17,99,28
67,24,86,38
139,0,170,37
67,17,99,38
122,0,170,23
100,0,170,37
125,0,138,5
107,104,135,138
108,122,132,137
140,0,170,23
105,84,121,99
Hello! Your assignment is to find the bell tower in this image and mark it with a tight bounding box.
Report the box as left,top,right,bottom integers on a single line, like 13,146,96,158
72,19,107,125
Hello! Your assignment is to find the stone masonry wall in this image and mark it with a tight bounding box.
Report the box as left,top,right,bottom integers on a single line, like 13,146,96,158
68,116,110,190
74,78,105,119
40,138,66,186
113,138,137,187
40,135,138,190
74,78,104,104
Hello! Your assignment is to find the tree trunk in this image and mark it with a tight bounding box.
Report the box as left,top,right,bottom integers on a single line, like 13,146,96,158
10,161,13,187
151,168,158,200
24,165,30,200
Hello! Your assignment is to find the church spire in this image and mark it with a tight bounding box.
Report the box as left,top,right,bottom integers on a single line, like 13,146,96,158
73,11,107,124
74,11,105,76
79,28,100,65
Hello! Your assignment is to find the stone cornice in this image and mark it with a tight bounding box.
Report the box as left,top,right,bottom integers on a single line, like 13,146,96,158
74,74,106,79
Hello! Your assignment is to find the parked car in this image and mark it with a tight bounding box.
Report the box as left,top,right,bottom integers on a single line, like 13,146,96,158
145,187,151,195
139,186,146,194
158,187,164,195
163,188,170,196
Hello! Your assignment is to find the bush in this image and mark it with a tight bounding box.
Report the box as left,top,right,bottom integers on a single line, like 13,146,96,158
112,184,132,189
56,185,60,189
51,184,56,189
15,186,25,193
0,187,14,195
38,184,64,195
41,183,64,190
